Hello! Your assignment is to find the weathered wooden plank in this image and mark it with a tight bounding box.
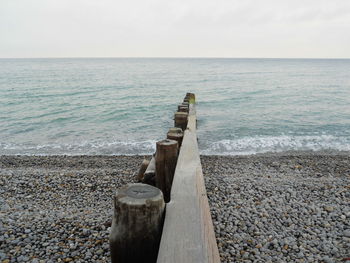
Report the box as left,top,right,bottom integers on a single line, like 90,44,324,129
157,102,220,263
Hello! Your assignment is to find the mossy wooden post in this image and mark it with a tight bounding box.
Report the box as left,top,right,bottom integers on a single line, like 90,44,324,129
110,183,165,263
167,128,184,148
174,112,188,131
186,92,195,101
136,159,150,181
155,139,178,203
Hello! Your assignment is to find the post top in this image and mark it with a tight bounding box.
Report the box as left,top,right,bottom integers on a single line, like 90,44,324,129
115,183,163,206
175,112,188,117
168,127,183,134
126,184,160,199
156,139,178,146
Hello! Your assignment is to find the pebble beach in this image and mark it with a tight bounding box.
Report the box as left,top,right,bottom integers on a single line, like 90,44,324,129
202,153,350,263
1,153,349,262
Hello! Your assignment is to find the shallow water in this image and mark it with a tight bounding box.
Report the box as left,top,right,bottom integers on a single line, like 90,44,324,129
1,58,349,155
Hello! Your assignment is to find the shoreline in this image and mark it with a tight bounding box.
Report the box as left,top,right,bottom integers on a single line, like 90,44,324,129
0,149,349,158
1,152,349,262
1,149,350,157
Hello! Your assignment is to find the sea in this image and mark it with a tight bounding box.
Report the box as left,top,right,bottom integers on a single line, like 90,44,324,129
1,58,349,155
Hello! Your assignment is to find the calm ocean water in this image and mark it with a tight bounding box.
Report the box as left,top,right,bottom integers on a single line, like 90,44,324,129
1,58,349,155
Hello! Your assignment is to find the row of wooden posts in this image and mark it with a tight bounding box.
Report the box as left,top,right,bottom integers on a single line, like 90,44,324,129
109,93,198,263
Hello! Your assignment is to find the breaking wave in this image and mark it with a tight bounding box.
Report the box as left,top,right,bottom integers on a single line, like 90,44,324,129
200,135,350,155
0,140,157,155
1,135,350,155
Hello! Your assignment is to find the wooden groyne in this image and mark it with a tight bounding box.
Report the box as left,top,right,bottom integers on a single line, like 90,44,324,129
110,93,220,263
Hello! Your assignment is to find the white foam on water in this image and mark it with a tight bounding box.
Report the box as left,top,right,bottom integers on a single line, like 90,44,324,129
0,140,157,155
200,135,350,155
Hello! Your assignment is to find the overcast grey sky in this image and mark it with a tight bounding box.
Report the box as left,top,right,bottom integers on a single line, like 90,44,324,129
1,0,349,58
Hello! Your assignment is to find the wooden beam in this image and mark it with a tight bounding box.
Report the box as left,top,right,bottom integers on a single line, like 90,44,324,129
157,101,220,263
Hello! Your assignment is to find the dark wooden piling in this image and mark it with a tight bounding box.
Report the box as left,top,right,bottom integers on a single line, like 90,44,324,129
174,112,188,131
178,102,189,112
143,155,156,185
186,92,195,102
167,128,184,148
178,105,188,112
136,159,150,181
155,139,178,203
181,102,189,108
110,183,165,263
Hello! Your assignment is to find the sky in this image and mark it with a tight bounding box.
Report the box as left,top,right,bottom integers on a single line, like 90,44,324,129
0,0,350,58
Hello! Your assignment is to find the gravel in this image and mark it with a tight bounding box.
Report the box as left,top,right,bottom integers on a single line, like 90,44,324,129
0,155,145,263
1,153,349,262
202,153,350,263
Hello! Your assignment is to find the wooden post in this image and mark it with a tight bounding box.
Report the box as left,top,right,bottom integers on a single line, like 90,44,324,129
136,159,150,182
110,183,165,263
179,102,189,112
167,128,184,148
174,112,188,131
155,139,178,203
181,102,189,107
178,105,188,112
186,92,195,101
143,155,156,185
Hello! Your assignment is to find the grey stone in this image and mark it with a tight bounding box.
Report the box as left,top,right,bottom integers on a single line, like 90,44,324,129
343,229,350,238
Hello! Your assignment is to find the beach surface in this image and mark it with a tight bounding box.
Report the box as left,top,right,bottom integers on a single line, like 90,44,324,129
1,152,349,262
202,152,350,263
